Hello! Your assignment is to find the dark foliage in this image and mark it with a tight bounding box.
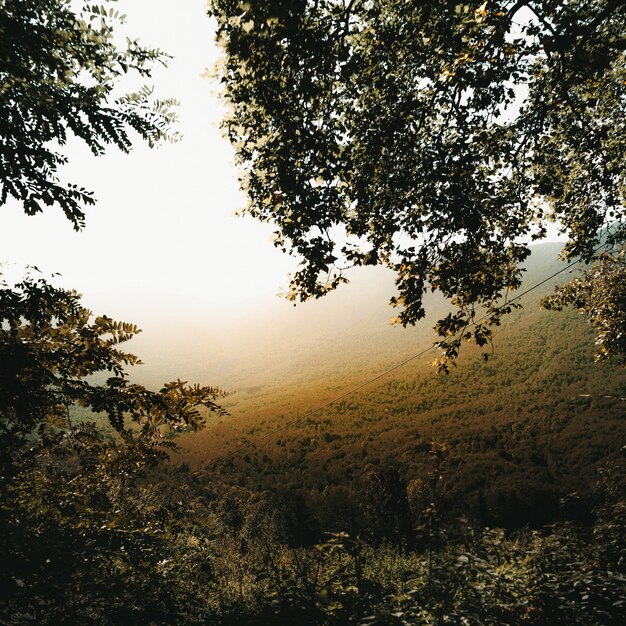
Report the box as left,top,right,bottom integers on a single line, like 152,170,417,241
208,0,626,363
0,0,177,228
0,274,226,623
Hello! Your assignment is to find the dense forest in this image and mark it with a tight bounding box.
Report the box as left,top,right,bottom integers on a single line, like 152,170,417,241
181,244,625,531
2,1,626,625
188,300,625,531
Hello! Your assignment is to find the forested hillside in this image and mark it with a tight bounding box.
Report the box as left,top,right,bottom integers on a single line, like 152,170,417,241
170,244,626,531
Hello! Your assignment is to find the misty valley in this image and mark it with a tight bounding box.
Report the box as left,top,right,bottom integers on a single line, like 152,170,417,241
6,245,619,625
2,0,626,624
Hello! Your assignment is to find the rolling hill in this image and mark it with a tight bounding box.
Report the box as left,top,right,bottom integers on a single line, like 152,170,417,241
122,242,626,529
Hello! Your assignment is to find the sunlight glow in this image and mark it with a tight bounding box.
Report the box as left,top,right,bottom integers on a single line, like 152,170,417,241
0,0,296,325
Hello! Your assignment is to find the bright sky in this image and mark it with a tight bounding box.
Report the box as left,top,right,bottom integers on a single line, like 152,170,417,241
0,0,296,325
0,0,567,337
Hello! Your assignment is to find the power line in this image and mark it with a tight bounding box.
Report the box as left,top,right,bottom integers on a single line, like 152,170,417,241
201,242,609,472
212,344,436,465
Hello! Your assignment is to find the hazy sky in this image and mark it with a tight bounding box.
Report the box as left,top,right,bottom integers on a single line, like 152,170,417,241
0,1,566,337
0,0,297,325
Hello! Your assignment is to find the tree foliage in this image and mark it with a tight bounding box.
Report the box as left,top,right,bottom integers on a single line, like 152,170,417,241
543,250,626,364
207,0,626,362
0,272,228,622
0,0,178,228
0,271,227,467
0,4,227,618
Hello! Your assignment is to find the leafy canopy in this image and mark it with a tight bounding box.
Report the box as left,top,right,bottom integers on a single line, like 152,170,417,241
0,273,230,624
0,0,178,228
0,4,227,618
208,0,626,363
0,271,227,466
